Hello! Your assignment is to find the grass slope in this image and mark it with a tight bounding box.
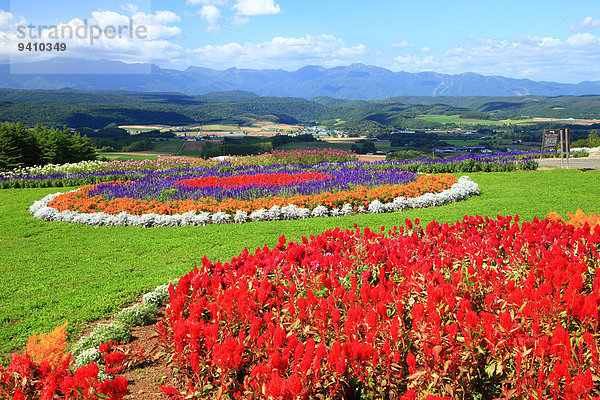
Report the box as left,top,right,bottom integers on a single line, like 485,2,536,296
0,169,599,359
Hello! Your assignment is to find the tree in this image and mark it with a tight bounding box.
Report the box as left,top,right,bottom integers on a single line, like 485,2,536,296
589,130,599,147
69,132,97,161
34,126,70,164
0,122,41,171
351,141,376,154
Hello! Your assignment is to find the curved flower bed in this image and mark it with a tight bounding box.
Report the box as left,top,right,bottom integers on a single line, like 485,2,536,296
157,216,600,399
29,173,479,227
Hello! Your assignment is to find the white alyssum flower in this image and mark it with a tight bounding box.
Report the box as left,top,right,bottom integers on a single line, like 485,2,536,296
73,347,101,369
331,208,342,217
266,205,282,220
234,210,249,224
70,279,177,374
341,204,354,216
368,200,386,213
71,322,131,357
311,205,329,218
115,302,158,327
211,211,231,224
142,283,173,306
249,209,268,222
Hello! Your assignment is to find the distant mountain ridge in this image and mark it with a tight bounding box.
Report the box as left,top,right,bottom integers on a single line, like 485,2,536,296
2,58,600,100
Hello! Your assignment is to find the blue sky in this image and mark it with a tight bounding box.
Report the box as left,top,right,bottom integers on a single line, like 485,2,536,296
2,0,600,82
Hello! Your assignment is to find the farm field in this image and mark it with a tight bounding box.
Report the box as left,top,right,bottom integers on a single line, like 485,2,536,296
418,114,536,126
149,139,186,154
1,168,599,359
170,122,303,137
419,114,600,127
100,139,185,161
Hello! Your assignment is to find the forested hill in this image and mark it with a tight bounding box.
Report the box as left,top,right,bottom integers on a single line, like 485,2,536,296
0,88,599,130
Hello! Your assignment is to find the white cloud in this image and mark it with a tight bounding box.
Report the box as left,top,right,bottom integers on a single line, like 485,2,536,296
186,0,229,5
2,9,182,68
421,46,431,52
192,34,367,69
132,10,181,25
198,5,222,32
186,0,281,32
565,32,600,47
0,10,15,28
233,0,281,16
121,3,139,14
0,10,28,32
538,37,562,47
231,15,250,26
392,33,600,83
392,41,410,48
90,11,130,27
569,16,600,32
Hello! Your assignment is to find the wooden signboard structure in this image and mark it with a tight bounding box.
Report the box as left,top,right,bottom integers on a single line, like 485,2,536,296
541,128,570,169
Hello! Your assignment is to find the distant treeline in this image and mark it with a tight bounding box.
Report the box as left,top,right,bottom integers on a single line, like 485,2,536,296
77,123,175,152
0,122,96,171
200,133,317,158
571,130,600,148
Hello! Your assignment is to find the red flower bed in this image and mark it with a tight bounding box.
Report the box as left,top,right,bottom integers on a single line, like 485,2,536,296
0,350,131,400
176,172,333,189
158,216,600,399
0,322,149,400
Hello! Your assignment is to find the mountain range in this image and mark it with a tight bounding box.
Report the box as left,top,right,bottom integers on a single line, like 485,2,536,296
2,58,600,100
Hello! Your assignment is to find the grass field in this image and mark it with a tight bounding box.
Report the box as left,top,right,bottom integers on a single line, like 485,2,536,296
151,139,185,154
176,151,203,158
99,140,185,161
100,154,160,161
440,139,484,147
1,169,599,361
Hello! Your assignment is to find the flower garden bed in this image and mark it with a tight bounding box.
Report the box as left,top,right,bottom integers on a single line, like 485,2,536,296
29,164,480,227
1,149,538,189
153,214,600,399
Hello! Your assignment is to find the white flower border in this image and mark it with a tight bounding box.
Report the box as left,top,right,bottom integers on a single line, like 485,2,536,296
29,176,479,228
71,280,177,375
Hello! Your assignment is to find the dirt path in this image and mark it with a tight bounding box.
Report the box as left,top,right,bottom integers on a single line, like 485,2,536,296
121,309,181,399
538,157,600,170
357,154,386,162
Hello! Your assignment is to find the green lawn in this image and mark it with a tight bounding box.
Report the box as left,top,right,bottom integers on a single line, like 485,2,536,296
100,154,159,161
1,169,599,360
